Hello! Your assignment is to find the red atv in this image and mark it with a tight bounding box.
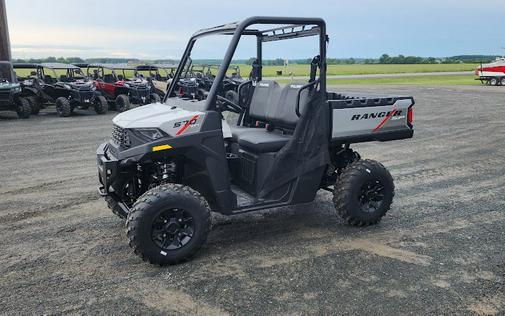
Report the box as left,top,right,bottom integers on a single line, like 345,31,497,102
85,64,159,112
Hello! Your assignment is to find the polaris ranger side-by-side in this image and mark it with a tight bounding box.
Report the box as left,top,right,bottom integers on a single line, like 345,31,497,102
97,17,415,265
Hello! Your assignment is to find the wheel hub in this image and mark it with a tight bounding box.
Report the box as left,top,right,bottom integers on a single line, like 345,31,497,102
151,208,194,251
358,179,384,213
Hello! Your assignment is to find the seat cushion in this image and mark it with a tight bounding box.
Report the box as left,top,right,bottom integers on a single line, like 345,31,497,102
238,129,292,153
230,125,262,142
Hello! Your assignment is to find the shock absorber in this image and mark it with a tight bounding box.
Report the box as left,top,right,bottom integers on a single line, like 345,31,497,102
160,161,176,183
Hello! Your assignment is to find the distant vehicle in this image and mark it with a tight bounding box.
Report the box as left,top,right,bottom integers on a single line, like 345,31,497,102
475,57,505,86
86,64,158,112
134,65,172,99
0,61,31,118
41,63,108,117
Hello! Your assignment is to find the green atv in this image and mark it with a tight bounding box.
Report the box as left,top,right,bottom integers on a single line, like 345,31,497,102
0,61,31,119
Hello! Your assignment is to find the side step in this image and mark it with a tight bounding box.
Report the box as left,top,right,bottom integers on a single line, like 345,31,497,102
230,184,257,208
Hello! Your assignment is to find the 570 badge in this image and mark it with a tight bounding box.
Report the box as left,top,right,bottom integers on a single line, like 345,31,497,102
174,115,201,136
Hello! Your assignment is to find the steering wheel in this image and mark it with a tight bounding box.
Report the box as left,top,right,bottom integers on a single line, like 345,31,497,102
216,95,242,113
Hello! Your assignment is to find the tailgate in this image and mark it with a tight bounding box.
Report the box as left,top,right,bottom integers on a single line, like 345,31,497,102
329,96,414,143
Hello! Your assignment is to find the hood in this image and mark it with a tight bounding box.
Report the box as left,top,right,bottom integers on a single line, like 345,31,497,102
112,102,204,130
68,80,93,90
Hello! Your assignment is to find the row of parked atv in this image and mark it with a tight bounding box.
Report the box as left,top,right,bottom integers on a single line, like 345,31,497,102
0,61,178,119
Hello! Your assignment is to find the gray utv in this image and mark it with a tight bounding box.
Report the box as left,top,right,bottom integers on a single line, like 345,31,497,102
97,17,415,265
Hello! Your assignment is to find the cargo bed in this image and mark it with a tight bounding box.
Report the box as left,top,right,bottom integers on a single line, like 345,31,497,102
328,92,414,144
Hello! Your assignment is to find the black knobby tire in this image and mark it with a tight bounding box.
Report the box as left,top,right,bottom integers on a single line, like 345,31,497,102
94,95,108,114
27,96,40,115
55,97,72,117
16,97,31,119
150,93,161,104
115,94,130,112
126,184,211,265
333,159,394,226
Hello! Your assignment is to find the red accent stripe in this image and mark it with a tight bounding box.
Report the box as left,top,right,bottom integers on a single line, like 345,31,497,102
481,65,505,74
373,107,397,132
175,115,199,136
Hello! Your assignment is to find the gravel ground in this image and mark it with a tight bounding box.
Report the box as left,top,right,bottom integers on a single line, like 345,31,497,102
0,85,504,315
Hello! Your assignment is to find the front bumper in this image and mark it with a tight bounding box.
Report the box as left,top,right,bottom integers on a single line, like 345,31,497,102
97,142,119,196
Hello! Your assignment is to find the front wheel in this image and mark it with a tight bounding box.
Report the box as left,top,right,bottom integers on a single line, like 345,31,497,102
150,93,161,104
115,94,130,112
333,159,394,226
94,95,108,114
27,96,40,115
16,97,31,119
55,97,71,117
126,184,211,265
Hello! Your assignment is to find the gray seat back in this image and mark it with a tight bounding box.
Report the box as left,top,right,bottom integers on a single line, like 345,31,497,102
248,80,281,121
268,83,311,129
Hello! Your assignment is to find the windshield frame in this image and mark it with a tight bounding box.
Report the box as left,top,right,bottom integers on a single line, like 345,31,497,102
165,16,327,111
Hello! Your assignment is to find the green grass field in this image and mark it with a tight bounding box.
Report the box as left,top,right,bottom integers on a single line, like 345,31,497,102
326,75,479,86
13,63,480,86
277,75,479,86
234,63,477,77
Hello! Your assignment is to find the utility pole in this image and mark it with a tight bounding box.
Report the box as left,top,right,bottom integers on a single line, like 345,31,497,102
0,0,11,61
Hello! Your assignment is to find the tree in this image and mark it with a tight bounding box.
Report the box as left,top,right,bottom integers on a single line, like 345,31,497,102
379,54,391,64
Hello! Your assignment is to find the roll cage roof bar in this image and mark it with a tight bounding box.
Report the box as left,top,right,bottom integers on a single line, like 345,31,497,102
166,16,327,110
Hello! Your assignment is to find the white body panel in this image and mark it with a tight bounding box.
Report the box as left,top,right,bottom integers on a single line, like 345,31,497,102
112,102,232,138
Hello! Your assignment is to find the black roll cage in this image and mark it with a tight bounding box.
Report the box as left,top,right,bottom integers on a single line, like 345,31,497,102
166,16,327,110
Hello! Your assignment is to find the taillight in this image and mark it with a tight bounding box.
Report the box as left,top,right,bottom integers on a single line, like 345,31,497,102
407,106,413,126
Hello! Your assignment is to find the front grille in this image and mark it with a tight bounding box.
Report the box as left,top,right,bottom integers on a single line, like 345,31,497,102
79,91,94,102
0,90,10,101
111,125,130,148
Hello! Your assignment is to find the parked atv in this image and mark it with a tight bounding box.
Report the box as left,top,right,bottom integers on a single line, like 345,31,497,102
97,17,415,265
13,63,50,115
86,64,158,112
134,65,167,100
0,61,31,118
15,63,107,117
114,64,160,105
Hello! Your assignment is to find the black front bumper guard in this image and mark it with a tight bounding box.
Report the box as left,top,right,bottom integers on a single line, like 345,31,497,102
96,143,130,217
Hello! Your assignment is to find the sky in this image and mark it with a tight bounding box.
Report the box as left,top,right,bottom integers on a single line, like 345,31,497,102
5,0,505,60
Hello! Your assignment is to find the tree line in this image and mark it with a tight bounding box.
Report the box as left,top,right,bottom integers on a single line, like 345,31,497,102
12,54,499,66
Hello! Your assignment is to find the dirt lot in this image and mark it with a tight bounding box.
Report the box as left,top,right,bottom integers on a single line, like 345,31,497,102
0,85,504,315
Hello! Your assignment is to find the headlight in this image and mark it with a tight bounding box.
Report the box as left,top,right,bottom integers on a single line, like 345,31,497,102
133,128,164,140
13,86,22,93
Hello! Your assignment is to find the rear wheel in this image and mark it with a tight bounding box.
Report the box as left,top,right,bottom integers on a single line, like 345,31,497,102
27,96,40,115
115,94,130,112
333,159,394,226
55,97,71,117
126,184,211,265
15,97,31,119
500,77,505,86
490,77,499,86
94,95,108,114
150,93,161,104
